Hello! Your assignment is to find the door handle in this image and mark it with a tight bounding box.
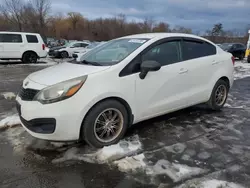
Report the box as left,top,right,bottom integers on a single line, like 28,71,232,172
179,68,188,74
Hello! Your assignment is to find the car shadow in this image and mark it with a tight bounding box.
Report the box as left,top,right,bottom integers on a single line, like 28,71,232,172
126,104,215,136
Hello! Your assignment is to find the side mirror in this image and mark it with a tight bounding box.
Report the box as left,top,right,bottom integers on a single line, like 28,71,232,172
139,60,161,79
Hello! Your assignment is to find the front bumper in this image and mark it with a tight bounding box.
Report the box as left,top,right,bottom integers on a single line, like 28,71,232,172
16,95,83,141
20,116,56,134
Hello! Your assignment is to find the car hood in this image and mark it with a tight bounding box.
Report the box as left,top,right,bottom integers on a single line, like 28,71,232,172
27,62,110,86
50,46,66,51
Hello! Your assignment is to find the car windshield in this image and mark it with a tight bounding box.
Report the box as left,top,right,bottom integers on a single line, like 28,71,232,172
220,43,233,50
81,38,149,66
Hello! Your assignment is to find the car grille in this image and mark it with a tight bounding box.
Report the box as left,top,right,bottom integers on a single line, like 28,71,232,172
18,87,39,101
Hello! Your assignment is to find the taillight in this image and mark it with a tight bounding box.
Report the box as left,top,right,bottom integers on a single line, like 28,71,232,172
42,44,45,50
231,56,235,65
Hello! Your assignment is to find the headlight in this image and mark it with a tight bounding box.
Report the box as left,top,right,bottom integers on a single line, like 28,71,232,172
33,75,87,104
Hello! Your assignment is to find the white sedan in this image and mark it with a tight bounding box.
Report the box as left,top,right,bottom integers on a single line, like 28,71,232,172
49,41,90,58
16,33,234,148
72,42,107,62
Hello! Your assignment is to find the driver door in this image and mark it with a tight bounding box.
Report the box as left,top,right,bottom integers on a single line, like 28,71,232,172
134,38,189,121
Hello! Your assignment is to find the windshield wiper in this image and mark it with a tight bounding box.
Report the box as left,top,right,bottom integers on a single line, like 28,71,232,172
81,60,102,66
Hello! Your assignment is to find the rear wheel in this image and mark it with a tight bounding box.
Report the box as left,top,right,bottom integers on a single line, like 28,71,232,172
81,100,129,148
22,52,37,64
207,79,229,110
239,53,245,60
60,51,69,58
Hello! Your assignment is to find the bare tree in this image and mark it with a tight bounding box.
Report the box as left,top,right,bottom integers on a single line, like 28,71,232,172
29,0,51,35
172,26,192,34
152,22,170,32
0,0,25,31
140,17,154,32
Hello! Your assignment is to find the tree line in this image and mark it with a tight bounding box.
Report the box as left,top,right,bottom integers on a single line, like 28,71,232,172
0,0,248,44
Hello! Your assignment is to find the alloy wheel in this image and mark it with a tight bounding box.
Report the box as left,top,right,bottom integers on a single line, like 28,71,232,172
215,85,227,106
94,108,124,143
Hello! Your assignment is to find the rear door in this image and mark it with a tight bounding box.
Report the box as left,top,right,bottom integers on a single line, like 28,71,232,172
2,33,24,58
25,34,41,56
180,38,217,104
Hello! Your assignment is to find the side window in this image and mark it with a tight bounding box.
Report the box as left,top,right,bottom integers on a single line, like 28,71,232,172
182,40,216,61
1,34,22,43
81,43,89,47
232,44,238,49
142,41,180,66
26,35,38,43
73,43,81,47
236,44,244,49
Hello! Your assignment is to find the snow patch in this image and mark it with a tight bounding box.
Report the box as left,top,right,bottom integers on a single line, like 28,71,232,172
114,154,146,172
0,114,21,129
150,160,207,182
177,179,245,188
234,61,250,80
52,135,142,164
202,180,245,188
1,92,16,100
165,143,186,154
4,126,26,153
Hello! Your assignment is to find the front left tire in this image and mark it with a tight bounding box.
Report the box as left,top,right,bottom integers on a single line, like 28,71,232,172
81,99,129,148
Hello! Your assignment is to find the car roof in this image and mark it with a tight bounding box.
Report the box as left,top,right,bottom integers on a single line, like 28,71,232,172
120,33,209,41
0,31,40,35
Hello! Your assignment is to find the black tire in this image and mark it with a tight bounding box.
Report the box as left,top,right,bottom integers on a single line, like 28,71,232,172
60,51,68,58
22,52,37,64
239,53,245,60
247,56,250,63
82,99,129,148
207,79,229,111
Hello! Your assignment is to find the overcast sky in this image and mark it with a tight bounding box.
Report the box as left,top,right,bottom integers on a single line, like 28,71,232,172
1,0,249,33
50,0,250,33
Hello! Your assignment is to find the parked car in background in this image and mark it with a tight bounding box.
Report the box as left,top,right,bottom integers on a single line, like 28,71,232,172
72,41,107,61
0,31,47,63
48,41,90,58
82,40,91,43
220,43,246,60
216,43,222,47
17,33,234,148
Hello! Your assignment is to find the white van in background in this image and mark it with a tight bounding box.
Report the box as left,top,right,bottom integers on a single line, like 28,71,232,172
0,32,47,63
